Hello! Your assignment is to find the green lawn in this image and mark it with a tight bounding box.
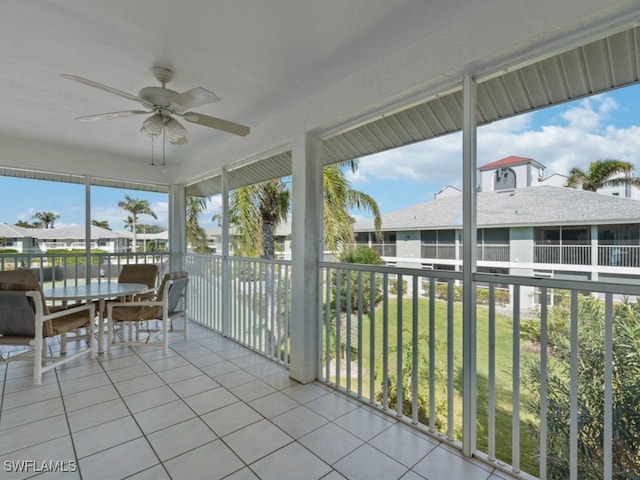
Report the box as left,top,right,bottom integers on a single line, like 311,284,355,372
323,296,540,475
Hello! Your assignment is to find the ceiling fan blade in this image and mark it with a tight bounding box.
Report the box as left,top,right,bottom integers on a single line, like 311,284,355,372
170,87,220,112
170,136,188,145
60,74,154,109
183,112,250,137
75,110,150,122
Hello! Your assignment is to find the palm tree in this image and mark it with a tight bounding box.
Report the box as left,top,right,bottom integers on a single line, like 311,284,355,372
230,179,290,259
32,211,60,229
323,163,381,252
91,220,111,230
14,220,36,228
566,159,640,192
229,163,381,259
186,196,211,253
118,195,157,252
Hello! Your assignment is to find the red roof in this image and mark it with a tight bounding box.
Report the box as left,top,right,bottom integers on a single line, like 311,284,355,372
478,156,544,170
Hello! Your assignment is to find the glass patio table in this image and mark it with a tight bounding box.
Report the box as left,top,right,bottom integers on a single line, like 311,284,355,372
41,282,148,354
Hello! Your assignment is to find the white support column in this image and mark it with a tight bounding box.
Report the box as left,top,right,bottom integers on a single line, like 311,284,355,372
290,132,323,383
462,74,478,457
221,168,231,337
168,184,187,272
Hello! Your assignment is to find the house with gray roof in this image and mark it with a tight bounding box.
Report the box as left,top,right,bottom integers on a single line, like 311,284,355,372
354,157,640,308
0,223,130,253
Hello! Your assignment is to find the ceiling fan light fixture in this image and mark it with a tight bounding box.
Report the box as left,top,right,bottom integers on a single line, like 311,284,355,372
141,113,163,136
165,117,187,142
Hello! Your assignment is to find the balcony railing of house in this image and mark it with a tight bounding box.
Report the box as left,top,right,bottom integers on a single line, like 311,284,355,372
421,243,457,259
0,251,170,289
478,244,510,262
598,245,640,267
69,241,98,250
42,241,69,250
355,242,397,257
183,254,637,479
420,243,510,262
534,244,591,265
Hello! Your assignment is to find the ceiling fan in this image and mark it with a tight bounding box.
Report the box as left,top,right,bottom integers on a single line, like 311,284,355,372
61,66,250,144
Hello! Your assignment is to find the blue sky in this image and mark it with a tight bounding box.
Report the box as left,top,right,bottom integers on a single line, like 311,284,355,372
1,84,640,230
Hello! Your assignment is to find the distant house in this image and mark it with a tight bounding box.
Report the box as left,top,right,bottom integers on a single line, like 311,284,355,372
353,157,640,308
0,224,133,253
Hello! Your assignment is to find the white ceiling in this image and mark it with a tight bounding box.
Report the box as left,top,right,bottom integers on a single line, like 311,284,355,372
1,0,639,192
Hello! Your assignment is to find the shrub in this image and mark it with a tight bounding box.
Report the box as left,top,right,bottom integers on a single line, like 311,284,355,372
332,245,384,313
522,295,640,478
389,278,407,295
430,283,463,302
339,245,385,266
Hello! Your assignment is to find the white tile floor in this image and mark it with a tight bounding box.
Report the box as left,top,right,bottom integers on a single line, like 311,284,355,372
0,323,520,480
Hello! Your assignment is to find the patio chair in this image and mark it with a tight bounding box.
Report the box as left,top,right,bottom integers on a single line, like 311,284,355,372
107,271,189,354
97,263,159,318
0,270,95,385
115,264,159,300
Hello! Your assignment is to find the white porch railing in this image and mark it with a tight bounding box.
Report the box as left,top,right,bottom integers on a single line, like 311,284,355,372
4,251,635,478
185,254,292,365
318,261,639,480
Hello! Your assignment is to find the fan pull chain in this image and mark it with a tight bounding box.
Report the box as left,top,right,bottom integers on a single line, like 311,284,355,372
150,134,155,166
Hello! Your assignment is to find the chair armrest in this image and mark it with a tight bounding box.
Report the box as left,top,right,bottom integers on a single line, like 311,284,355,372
44,302,96,321
108,300,164,310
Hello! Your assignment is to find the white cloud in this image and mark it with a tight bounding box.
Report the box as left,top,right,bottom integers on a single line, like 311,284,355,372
560,96,618,132
348,92,640,188
350,132,463,186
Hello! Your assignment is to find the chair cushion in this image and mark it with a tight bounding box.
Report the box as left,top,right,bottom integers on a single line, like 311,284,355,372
118,264,159,288
0,291,37,336
0,270,50,314
166,276,188,314
51,310,93,334
0,273,53,337
110,304,162,322
111,271,187,323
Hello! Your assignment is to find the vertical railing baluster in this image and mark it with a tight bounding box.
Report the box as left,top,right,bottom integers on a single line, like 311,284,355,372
357,271,363,398
447,279,454,440
488,282,496,462
569,289,578,480
276,263,283,361
382,272,389,410
603,293,613,480
324,266,331,381
429,277,436,432
411,275,419,425
396,273,404,418
259,261,265,353
369,270,376,404
512,285,521,474
335,268,342,387
539,287,548,480
345,269,352,392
